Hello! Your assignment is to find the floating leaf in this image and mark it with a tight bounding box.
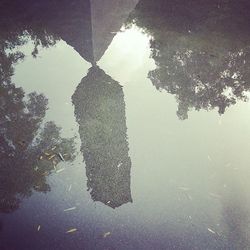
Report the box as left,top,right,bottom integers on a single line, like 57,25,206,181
66,228,77,233
208,228,216,234
56,168,65,173
64,207,76,212
103,232,111,238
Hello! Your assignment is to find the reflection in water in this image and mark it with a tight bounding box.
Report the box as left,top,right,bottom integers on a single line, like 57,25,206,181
1,0,250,249
0,0,139,64
128,0,250,119
2,0,250,120
0,1,58,62
72,67,132,208
89,0,139,63
0,50,76,213
0,0,138,212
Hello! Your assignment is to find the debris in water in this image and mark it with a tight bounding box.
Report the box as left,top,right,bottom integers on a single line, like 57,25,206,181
66,228,77,233
207,155,212,161
186,193,192,200
56,168,65,173
48,154,56,160
208,228,216,234
179,186,190,191
68,185,72,192
64,207,76,212
58,153,65,161
37,225,41,231
209,193,221,199
103,232,111,238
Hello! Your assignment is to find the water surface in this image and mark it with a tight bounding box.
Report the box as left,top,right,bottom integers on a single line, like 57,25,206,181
1,1,250,249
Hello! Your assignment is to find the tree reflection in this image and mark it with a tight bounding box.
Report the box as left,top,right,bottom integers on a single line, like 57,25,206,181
72,67,132,208
0,0,60,98
128,0,250,119
0,83,76,214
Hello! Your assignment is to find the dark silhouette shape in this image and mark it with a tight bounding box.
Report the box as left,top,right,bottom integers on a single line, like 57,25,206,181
89,0,139,62
0,0,139,64
72,67,132,208
127,0,250,119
